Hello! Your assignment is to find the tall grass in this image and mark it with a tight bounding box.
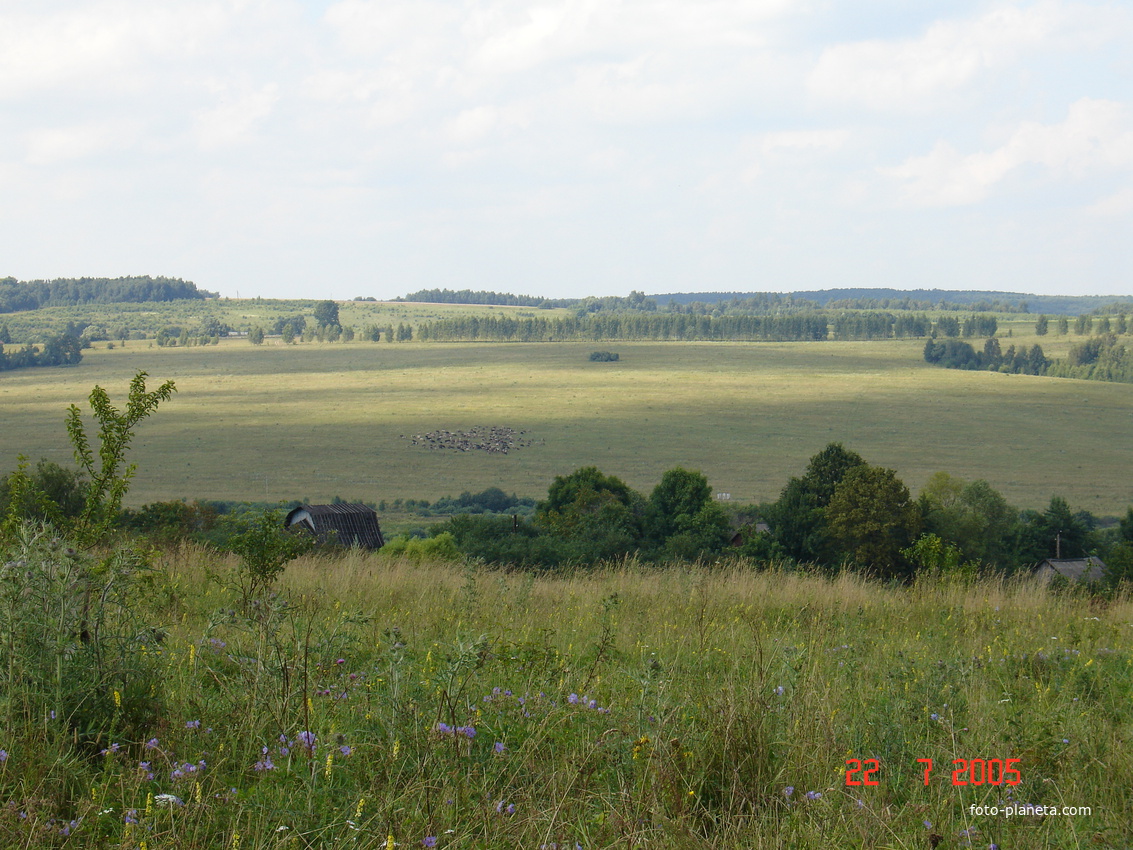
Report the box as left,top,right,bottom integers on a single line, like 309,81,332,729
1,538,1130,848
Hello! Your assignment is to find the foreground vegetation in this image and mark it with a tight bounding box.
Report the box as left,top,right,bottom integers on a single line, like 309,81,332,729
1,537,1130,849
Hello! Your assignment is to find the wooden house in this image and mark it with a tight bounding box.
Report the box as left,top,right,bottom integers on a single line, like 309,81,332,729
1032,556,1106,585
284,503,385,549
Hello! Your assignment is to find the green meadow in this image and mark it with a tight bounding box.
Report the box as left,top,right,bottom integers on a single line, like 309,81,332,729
2,540,1130,849
2,334,1131,514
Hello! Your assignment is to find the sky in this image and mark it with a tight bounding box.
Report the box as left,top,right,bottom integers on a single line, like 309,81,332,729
1,0,1131,301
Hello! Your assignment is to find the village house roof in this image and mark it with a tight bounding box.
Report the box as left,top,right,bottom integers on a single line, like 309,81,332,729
284,503,385,549
1032,556,1106,584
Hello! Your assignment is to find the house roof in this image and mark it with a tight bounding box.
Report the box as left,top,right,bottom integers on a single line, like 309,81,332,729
1033,556,1106,583
284,503,385,549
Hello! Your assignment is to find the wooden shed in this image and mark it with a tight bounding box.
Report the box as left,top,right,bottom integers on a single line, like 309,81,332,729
1032,556,1106,585
284,504,385,549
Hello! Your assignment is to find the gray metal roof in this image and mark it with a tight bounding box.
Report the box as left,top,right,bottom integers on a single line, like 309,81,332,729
284,503,385,549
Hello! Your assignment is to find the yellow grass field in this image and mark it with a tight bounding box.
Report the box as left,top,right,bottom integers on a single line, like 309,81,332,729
2,336,1131,513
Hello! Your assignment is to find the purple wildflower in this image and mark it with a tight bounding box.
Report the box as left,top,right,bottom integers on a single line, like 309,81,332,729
297,730,316,752
568,693,579,705
806,791,821,801
783,786,794,797
0,750,9,763
145,738,160,750
185,720,201,730
423,838,437,848
494,742,506,754
339,745,353,756
457,725,476,739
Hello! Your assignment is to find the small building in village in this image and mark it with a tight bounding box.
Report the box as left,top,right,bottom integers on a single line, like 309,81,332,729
1032,556,1106,585
284,503,385,549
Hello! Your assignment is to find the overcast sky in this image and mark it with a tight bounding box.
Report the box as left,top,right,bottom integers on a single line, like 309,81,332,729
2,0,1131,301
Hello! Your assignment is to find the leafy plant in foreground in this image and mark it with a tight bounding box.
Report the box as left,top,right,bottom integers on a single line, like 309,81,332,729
65,370,176,544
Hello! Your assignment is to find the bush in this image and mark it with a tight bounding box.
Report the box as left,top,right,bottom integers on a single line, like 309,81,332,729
589,350,620,361
0,523,164,747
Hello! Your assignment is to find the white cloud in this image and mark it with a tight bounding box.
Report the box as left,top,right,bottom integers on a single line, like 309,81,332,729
23,121,142,165
809,2,1116,111
884,98,1133,206
194,84,281,150
0,3,232,98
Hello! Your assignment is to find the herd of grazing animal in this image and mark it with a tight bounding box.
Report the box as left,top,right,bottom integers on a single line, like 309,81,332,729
403,426,538,454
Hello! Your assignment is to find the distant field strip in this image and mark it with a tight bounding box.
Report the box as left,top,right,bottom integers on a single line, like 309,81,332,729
2,339,1131,512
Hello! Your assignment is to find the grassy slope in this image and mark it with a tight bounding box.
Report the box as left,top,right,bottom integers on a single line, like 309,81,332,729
2,328,1131,514
5,547,1129,848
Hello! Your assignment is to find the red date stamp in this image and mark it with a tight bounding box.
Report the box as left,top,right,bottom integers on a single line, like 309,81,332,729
846,758,1022,787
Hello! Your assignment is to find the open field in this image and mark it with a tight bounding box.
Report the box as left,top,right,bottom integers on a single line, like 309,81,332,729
0,298,571,343
2,336,1132,514
2,540,1131,848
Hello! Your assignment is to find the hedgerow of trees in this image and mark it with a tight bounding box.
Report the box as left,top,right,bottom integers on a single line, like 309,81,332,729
0,276,213,312
926,332,1133,384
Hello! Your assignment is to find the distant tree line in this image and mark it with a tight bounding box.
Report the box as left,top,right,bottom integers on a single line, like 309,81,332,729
416,312,831,341
0,276,214,313
926,334,1133,384
657,288,1133,316
924,338,1050,375
413,311,999,343
0,327,84,370
1035,313,1128,336
397,288,574,308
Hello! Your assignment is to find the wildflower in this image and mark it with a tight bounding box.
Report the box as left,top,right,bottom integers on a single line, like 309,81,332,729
185,720,201,730
494,742,506,754
124,809,138,824
336,658,345,665
297,731,317,752
774,685,785,695
340,745,352,756
568,693,579,704
930,714,940,721
423,838,437,848
783,786,794,797
145,738,160,750
805,791,821,800
457,725,476,739
924,820,932,829
436,722,453,735
154,794,183,808
101,742,121,755
0,750,8,763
